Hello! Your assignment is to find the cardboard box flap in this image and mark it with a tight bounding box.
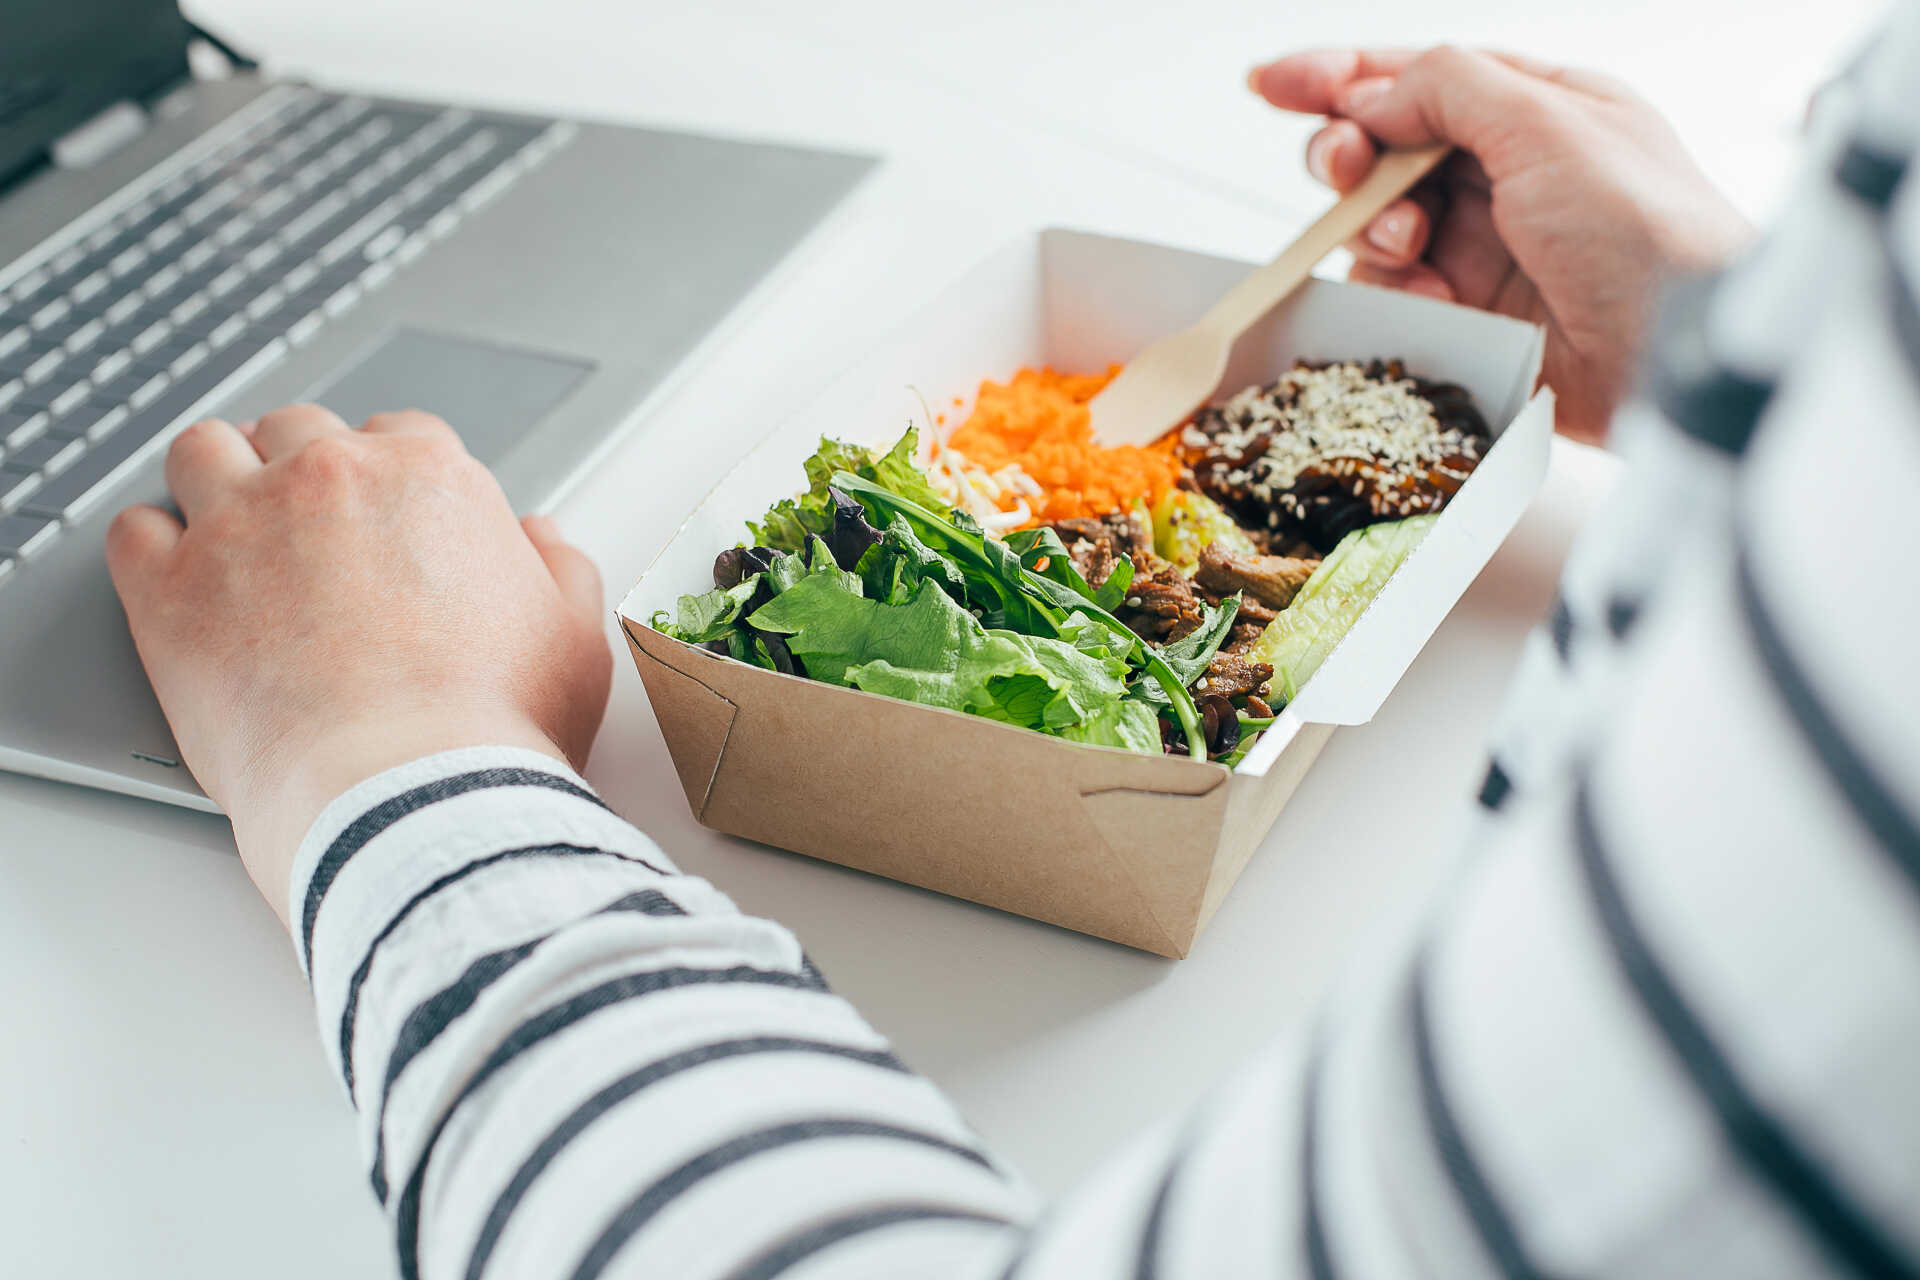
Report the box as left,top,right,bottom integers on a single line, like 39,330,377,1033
620,618,738,819
1079,783,1224,955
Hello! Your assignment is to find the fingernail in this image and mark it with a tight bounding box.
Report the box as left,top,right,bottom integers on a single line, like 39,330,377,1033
525,513,559,539
1339,76,1392,116
1246,64,1268,94
1368,208,1416,256
1306,131,1334,185
236,418,259,436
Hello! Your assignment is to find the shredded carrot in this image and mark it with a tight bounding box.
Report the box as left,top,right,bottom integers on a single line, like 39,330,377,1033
945,365,1181,523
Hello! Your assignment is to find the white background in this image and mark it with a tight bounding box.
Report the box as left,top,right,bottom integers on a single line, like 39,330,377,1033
0,1,1883,1274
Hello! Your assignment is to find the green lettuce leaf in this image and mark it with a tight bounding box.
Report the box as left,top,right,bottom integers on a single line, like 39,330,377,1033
655,578,761,643
748,572,1149,747
657,537,855,661
832,470,1211,758
1060,700,1164,754
1249,514,1436,703
865,427,950,515
855,516,969,605
746,429,947,553
746,438,874,552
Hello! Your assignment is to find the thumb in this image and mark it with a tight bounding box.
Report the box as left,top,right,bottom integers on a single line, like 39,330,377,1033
522,514,604,625
1335,46,1552,176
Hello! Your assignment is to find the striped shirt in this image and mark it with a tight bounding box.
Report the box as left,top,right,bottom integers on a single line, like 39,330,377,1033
286,22,1920,1280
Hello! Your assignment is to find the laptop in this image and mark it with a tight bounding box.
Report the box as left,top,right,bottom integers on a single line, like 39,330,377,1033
0,2,875,811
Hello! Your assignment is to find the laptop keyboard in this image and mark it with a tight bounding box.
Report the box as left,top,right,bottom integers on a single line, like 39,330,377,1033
0,88,573,584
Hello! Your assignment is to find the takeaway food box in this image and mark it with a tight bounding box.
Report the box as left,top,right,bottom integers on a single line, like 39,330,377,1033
618,228,1553,958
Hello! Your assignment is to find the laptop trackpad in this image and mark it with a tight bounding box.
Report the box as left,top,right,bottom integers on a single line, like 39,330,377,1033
309,328,595,466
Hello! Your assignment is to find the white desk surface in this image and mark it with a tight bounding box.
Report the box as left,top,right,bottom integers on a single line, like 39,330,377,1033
0,2,1879,1273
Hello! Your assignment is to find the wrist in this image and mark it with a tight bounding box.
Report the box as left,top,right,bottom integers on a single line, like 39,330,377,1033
227,704,569,926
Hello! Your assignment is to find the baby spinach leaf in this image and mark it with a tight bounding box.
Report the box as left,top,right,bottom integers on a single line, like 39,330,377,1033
831,471,1210,758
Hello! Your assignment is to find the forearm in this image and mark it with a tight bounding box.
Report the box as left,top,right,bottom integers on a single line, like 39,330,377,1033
292,745,1030,1280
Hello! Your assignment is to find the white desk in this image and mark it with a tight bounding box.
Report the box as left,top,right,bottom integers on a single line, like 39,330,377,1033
0,2,1874,1273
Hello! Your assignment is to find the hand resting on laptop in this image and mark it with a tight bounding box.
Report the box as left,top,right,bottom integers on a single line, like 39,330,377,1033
104,404,612,921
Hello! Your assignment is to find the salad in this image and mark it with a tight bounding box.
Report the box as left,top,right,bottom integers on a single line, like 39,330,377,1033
655,359,1487,766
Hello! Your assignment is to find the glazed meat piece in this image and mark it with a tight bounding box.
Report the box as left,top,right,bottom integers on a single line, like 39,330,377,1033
1223,620,1266,655
1225,593,1278,627
1124,564,1209,641
1207,589,1276,655
1050,512,1153,589
1060,525,1116,589
1197,651,1273,700
1193,542,1321,610
1183,358,1488,553
1050,512,1212,643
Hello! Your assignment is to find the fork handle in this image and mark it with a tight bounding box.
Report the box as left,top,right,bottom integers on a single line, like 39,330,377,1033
1201,144,1451,337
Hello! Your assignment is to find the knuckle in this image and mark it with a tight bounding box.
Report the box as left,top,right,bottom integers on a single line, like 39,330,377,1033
286,432,362,484
407,409,458,438
106,507,163,565
1417,44,1473,76
105,507,142,553
255,403,312,431
169,417,222,459
370,408,453,437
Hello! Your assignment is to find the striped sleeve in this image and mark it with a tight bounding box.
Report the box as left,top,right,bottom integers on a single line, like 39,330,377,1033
291,745,1034,1280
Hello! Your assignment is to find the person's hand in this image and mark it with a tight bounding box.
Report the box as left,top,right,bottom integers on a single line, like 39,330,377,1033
106,406,613,919
1250,47,1754,443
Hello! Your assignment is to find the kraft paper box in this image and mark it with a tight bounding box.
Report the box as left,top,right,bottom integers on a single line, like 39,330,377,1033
618,229,1552,958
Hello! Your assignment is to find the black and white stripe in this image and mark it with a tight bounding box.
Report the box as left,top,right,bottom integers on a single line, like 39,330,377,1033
298,765,624,965
460,1036,914,1280
338,846,680,1099
1572,772,1920,1280
564,1118,996,1280
1407,954,1558,1280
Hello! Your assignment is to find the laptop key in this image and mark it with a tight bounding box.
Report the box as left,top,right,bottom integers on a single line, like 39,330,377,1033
47,380,92,418
26,337,279,522
13,373,90,414
52,402,128,444
63,317,106,355
23,347,65,384
21,419,159,522
130,319,175,358
88,348,134,386
0,512,58,559
0,471,40,513
3,432,83,477
2,406,48,450
28,310,89,349
71,270,111,307
30,295,73,330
